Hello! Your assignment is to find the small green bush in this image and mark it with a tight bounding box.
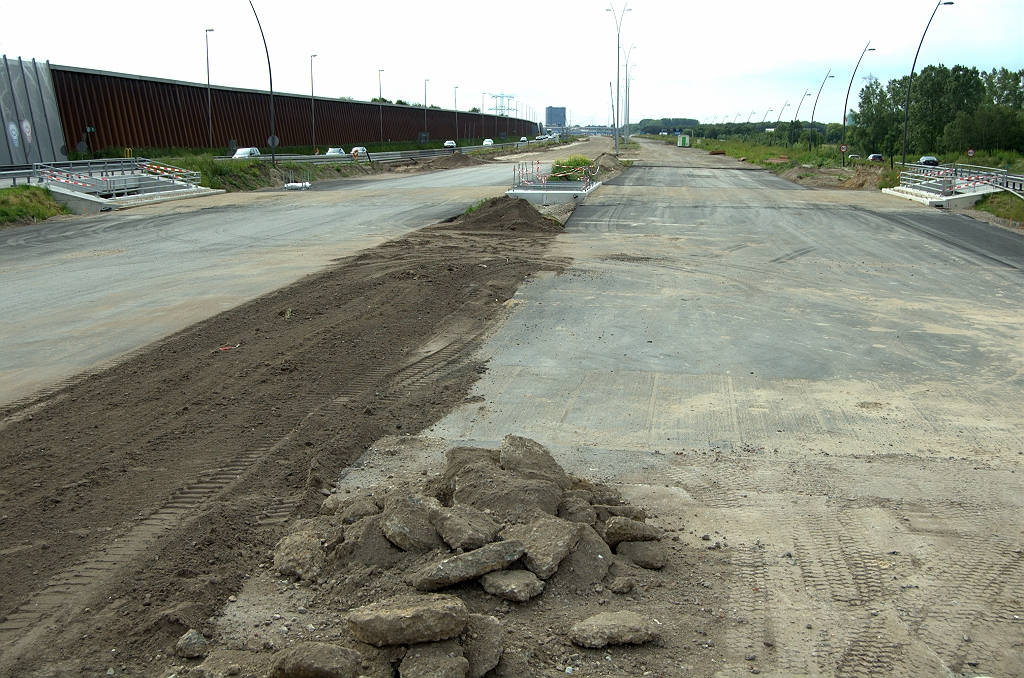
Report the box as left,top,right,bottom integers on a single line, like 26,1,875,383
550,154,593,181
0,185,70,225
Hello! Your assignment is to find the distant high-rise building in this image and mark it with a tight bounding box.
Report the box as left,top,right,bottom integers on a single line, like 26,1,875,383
546,106,566,127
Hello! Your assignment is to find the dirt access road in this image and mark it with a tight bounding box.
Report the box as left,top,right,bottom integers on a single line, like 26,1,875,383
2,138,1021,677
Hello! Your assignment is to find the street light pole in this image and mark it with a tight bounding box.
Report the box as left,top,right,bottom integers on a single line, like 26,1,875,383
761,108,772,123
902,1,954,167
809,70,833,150
310,54,317,152
205,29,214,148
842,41,875,166
791,90,811,146
747,110,757,123
378,69,384,144
424,79,429,139
248,1,275,164
607,3,630,156
454,86,458,142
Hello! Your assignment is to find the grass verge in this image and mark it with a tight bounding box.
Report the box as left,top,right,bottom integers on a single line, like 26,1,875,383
976,191,1024,223
0,185,70,225
550,155,593,181
156,154,379,191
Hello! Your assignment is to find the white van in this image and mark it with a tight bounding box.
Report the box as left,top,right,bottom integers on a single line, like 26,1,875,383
232,147,260,159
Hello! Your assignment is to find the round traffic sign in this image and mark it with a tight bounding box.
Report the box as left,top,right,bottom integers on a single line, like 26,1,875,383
966,148,975,158
840,144,848,153
268,135,280,148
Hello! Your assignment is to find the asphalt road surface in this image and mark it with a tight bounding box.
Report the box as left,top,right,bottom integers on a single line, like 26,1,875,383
421,141,1024,675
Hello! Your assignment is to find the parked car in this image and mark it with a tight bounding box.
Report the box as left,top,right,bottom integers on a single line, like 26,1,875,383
324,147,346,156
520,136,528,142
918,156,939,166
848,154,861,159
232,147,260,159
482,139,494,146
868,153,884,162
349,146,368,160
443,140,457,149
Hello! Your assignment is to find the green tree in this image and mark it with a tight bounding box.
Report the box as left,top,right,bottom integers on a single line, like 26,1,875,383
983,67,1024,108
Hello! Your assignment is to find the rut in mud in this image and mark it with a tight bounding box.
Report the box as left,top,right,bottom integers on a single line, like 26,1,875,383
0,197,568,677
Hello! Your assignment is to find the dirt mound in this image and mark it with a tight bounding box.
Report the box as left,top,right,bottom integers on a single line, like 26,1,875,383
840,165,885,190
192,435,717,677
426,153,486,170
440,196,562,233
0,201,569,676
593,153,621,172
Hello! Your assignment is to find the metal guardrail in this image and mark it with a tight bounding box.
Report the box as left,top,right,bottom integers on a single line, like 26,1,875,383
213,139,555,165
899,162,1022,197
32,158,201,199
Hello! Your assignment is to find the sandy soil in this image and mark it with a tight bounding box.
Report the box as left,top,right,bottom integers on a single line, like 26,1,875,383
0,198,568,677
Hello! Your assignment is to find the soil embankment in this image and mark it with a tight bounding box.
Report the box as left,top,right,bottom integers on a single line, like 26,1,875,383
0,197,568,676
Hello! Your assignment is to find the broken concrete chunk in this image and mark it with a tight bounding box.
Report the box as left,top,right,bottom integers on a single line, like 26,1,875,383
174,628,209,659
452,461,561,519
269,642,362,677
331,514,406,569
499,435,571,489
616,540,668,570
550,525,611,588
399,640,469,678
569,611,660,648
347,594,469,647
463,614,504,678
337,497,381,525
320,493,345,515
558,495,597,525
382,494,444,552
426,498,502,550
599,516,663,548
479,569,545,602
406,540,524,591
570,479,621,505
593,504,647,522
274,532,325,582
607,576,634,594
500,515,583,579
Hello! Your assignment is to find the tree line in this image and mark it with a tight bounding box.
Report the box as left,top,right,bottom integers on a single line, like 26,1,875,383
849,66,1023,157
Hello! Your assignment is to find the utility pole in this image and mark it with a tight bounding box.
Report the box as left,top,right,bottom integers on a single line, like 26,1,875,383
310,54,317,152
205,29,214,148
424,79,429,138
454,86,458,141
378,69,384,144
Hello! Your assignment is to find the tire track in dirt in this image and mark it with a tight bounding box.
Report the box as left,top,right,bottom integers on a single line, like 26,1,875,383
0,197,568,676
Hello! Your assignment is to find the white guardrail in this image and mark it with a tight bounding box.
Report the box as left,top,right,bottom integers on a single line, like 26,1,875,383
900,162,1024,198
213,139,557,165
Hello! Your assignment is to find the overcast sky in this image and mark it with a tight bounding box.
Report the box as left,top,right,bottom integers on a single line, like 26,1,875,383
1,0,1021,126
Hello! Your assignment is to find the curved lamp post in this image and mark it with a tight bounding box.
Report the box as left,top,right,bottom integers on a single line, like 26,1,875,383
776,102,789,124
747,110,757,123
902,1,954,166
424,79,429,138
607,3,630,156
842,41,875,166
791,90,811,146
809,71,833,150
454,86,458,141
761,108,772,123
248,1,275,164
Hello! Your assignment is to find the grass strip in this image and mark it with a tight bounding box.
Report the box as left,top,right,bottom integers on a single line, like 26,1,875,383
0,185,70,225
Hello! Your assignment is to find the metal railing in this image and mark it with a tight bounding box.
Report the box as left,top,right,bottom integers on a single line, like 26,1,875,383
898,162,1022,197
213,139,556,165
32,158,201,199
510,159,598,191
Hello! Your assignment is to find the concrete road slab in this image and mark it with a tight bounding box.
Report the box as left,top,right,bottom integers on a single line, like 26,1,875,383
428,143,1024,675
